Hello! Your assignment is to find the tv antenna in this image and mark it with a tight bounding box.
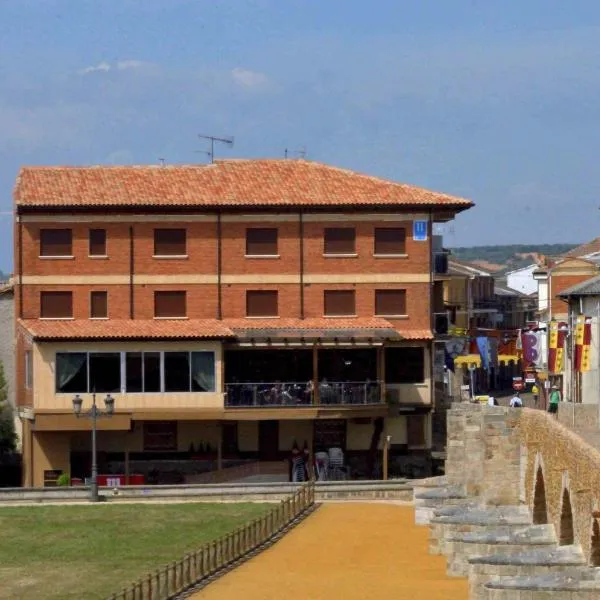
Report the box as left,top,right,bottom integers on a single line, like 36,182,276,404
158,158,166,167
284,146,307,159
197,134,234,163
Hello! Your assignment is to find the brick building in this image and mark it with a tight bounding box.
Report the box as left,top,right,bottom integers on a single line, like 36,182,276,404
13,159,472,486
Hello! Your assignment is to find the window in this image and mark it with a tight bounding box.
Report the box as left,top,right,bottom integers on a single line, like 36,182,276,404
191,352,215,392
374,227,406,255
40,291,73,319
89,229,107,256
246,290,278,317
89,353,121,393
164,352,190,392
126,352,161,393
246,228,278,256
154,228,187,256
385,347,425,384
375,289,407,316
56,353,87,393
40,229,72,257
90,291,108,319
324,228,356,255
25,350,33,390
143,422,177,451
324,290,355,316
154,291,187,318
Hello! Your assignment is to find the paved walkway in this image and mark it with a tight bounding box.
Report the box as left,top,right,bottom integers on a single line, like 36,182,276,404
191,503,467,600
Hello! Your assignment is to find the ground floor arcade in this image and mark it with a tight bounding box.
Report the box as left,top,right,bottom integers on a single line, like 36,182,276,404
22,412,432,487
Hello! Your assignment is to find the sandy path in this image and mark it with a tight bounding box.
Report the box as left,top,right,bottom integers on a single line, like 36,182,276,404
191,503,467,600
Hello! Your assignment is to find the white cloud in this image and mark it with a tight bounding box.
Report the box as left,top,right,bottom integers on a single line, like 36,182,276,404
78,62,111,75
78,60,152,76
231,67,270,89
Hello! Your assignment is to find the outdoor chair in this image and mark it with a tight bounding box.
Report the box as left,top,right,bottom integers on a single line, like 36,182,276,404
327,447,347,480
314,451,329,481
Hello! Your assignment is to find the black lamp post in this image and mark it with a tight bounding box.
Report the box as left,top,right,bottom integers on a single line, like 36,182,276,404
72,392,115,502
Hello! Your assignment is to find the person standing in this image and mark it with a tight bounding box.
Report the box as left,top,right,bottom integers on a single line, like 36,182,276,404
548,385,561,417
531,384,539,406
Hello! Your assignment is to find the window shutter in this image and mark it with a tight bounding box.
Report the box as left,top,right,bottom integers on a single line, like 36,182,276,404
374,228,406,255
246,228,278,256
89,229,107,256
40,292,73,318
246,291,278,317
90,291,108,318
324,228,356,254
40,229,72,257
324,290,356,316
375,290,406,316
154,229,187,256
154,291,187,318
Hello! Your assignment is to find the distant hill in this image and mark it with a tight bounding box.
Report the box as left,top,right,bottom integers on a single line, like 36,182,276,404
449,244,579,274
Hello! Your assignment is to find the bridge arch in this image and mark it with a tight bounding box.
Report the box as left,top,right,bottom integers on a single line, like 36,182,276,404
559,486,575,545
532,462,548,525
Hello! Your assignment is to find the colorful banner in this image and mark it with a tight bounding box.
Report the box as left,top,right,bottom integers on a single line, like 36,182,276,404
476,336,490,371
522,330,541,367
575,315,585,372
581,317,593,372
547,321,558,373
555,321,567,373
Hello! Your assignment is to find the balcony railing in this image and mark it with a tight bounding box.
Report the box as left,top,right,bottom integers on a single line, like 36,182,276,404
225,381,382,407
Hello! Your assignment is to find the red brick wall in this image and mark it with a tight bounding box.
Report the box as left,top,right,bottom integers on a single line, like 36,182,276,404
550,274,595,315
18,216,432,328
14,325,32,407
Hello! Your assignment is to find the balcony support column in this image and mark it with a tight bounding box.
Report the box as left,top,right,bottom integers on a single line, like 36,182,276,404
217,421,223,471
312,344,319,405
378,346,386,403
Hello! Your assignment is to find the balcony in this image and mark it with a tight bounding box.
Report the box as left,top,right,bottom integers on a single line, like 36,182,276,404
225,381,382,408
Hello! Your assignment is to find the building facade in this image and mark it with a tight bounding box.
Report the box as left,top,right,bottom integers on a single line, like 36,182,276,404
13,160,472,486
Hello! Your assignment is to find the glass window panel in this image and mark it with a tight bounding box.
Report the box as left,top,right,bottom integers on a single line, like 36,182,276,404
144,352,161,392
89,353,121,393
164,352,190,392
191,352,215,392
126,352,143,393
56,353,87,393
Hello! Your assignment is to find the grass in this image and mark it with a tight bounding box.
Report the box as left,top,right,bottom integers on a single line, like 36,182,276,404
0,502,269,600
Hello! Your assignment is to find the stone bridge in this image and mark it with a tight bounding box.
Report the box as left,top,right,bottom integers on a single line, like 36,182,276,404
415,405,600,599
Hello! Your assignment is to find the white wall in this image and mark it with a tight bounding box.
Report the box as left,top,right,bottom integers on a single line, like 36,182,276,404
506,265,538,296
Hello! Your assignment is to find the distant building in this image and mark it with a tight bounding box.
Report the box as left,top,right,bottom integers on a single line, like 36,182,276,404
0,280,19,448
505,264,540,297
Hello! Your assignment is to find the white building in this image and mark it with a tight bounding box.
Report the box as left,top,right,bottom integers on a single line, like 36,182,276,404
505,264,540,297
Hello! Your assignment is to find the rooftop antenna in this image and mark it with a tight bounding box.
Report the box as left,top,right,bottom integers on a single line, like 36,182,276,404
284,146,307,159
158,158,166,167
197,134,234,164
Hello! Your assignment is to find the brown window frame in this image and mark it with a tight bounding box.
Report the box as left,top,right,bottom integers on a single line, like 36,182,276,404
375,289,407,317
154,291,187,319
40,291,73,319
153,229,187,257
39,229,73,258
245,228,279,257
90,291,108,319
323,228,356,255
246,290,279,317
374,227,406,256
324,290,356,317
89,229,107,257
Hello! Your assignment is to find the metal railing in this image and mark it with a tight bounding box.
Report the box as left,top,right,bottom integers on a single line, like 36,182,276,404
107,481,315,600
224,381,382,407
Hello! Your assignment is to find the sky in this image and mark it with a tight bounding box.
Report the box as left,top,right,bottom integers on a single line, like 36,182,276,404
1,0,600,272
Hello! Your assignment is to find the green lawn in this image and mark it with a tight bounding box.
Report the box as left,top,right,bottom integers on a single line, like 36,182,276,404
0,502,269,600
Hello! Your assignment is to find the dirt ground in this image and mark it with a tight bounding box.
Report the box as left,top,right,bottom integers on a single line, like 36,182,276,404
192,503,468,600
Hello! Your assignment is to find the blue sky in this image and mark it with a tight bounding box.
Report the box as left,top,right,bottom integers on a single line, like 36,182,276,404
1,0,600,272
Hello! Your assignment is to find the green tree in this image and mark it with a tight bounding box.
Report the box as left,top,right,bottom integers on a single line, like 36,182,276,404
0,360,17,455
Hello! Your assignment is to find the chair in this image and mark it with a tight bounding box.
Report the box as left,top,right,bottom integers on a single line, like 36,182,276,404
327,447,347,480
314,452,329,481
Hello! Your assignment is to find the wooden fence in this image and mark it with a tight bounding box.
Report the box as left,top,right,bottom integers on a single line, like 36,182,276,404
106,481,315,600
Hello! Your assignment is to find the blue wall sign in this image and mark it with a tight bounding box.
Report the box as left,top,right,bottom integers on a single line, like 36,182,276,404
413,220,428,241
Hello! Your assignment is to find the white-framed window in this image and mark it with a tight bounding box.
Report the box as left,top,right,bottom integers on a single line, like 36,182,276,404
55,350,216,394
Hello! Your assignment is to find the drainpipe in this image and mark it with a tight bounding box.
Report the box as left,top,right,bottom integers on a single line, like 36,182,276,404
217,212,222,320
128,226,134,319
299,211,304,319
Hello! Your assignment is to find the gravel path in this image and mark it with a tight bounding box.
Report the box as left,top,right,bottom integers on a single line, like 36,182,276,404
190,503,468,599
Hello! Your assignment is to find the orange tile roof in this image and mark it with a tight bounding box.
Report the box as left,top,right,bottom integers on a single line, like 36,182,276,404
18,319,235,341
563,237,600,258
14,160,473,211
18,318,433,341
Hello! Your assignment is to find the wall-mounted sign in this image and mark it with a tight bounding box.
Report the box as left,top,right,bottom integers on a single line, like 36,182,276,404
413,220,428,241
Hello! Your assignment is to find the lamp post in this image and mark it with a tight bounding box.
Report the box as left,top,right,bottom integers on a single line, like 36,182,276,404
72,393,115,502
382,435,391,481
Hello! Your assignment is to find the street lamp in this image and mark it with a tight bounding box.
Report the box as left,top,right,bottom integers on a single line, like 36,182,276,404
72,393,115,502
